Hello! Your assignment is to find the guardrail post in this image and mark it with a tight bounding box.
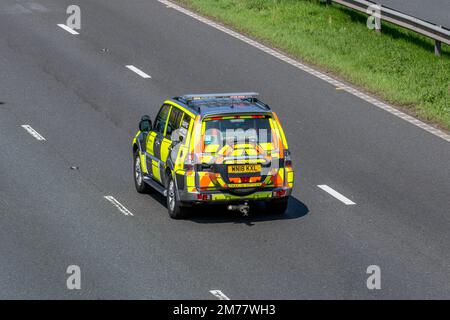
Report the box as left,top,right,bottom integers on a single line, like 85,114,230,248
376,22,381,33
435,40,442,56
325,0,332,5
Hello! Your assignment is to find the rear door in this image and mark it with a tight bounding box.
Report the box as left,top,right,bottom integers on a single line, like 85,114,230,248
198,115,277,192
160,105,183,168
146,104,170,183
167,111,192,173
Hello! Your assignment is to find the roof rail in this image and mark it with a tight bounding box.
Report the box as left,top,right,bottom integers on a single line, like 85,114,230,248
180,92,259,103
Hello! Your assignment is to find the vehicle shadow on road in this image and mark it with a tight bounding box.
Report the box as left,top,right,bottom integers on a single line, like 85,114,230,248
145,192,308,225
146,191,167,207
187,196,309,226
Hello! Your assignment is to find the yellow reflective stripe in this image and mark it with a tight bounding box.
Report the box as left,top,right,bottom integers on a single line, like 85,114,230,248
286,167,294,188
286,168,294,182
231,149,241,156
272,112,288,149
152,159,161,181
139,151,148,174
160,138,171,163
204,144,220,153
147,132,157,155
212,192,272,201
132,131,140,147
288,173,294,183
186,171,195,187
259,142,273,151
216,175,227,187
163,106,173,137
174,146,186,172
245,149,257,156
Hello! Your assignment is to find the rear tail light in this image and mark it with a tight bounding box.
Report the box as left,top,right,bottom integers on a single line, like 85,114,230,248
273,189,286,198
196,193,211,201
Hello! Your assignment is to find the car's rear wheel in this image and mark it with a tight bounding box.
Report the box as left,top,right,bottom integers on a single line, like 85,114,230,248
167,175,189,219
266,197,289,215
134,151,151,193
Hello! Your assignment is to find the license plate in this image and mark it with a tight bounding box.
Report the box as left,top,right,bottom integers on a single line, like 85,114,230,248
228,164,261,174
228,183,262,188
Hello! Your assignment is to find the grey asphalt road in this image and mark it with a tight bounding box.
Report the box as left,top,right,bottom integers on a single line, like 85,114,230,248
377,0,449,27
0,0,449,299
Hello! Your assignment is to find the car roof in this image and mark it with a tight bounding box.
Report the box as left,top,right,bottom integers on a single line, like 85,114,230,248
170,92,271,117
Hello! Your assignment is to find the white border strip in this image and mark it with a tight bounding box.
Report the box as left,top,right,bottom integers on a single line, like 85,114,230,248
21,125,46,141
104,196,134,216
209,290,230,300
158,0,450,143
318,185,356,205
57,24,79,35
126,65,152,79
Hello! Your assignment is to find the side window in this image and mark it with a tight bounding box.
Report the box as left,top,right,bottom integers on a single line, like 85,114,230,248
176,114,191,142
153,104,171,135
166,107,183,139
181,114,191,130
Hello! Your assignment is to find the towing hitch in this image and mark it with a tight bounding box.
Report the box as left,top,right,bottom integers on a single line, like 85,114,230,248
227,202,250,216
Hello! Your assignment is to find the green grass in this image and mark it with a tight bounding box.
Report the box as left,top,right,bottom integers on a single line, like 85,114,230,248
176,0,450,130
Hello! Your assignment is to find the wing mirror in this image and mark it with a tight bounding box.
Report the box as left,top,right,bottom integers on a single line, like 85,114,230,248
139,115,152,132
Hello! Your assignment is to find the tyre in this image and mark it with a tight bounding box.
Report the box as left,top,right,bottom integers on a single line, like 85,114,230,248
167,175,189,219
266,197,289,215
133,150,151,193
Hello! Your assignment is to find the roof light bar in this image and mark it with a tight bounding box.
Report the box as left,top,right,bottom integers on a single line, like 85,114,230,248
181,92,259,102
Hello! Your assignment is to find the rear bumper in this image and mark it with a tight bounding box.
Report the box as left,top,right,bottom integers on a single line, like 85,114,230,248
178,187,292,204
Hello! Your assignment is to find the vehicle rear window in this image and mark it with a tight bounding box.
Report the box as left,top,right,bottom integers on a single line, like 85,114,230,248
203,116,274,148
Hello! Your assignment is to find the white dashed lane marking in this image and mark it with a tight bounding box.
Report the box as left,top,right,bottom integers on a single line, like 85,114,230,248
317,185,356,205
210,290,230,300
21,125,46,141
57,24,79,35
158,0,450,143
104,196,134,216
125,65,152,79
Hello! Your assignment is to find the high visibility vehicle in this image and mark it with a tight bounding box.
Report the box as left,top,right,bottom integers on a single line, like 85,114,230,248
132,93,294,219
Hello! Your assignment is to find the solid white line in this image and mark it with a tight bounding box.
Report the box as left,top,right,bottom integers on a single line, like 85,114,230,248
317,185,356,205
209,290,230,300
57,24,79,35
157,0,450,144
104,196,134,216
125,65,152,79
21,125,46,141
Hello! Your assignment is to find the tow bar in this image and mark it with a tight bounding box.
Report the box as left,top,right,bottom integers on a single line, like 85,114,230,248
227,202,250,216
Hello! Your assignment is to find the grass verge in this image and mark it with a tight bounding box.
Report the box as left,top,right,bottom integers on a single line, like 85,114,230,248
175,0,450,131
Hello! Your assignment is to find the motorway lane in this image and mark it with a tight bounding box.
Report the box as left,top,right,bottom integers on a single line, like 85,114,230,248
0,66,225,299
377,0,449,27
0,0,449,299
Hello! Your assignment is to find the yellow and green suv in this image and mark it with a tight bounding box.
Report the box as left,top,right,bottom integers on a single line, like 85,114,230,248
132,93,294,219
